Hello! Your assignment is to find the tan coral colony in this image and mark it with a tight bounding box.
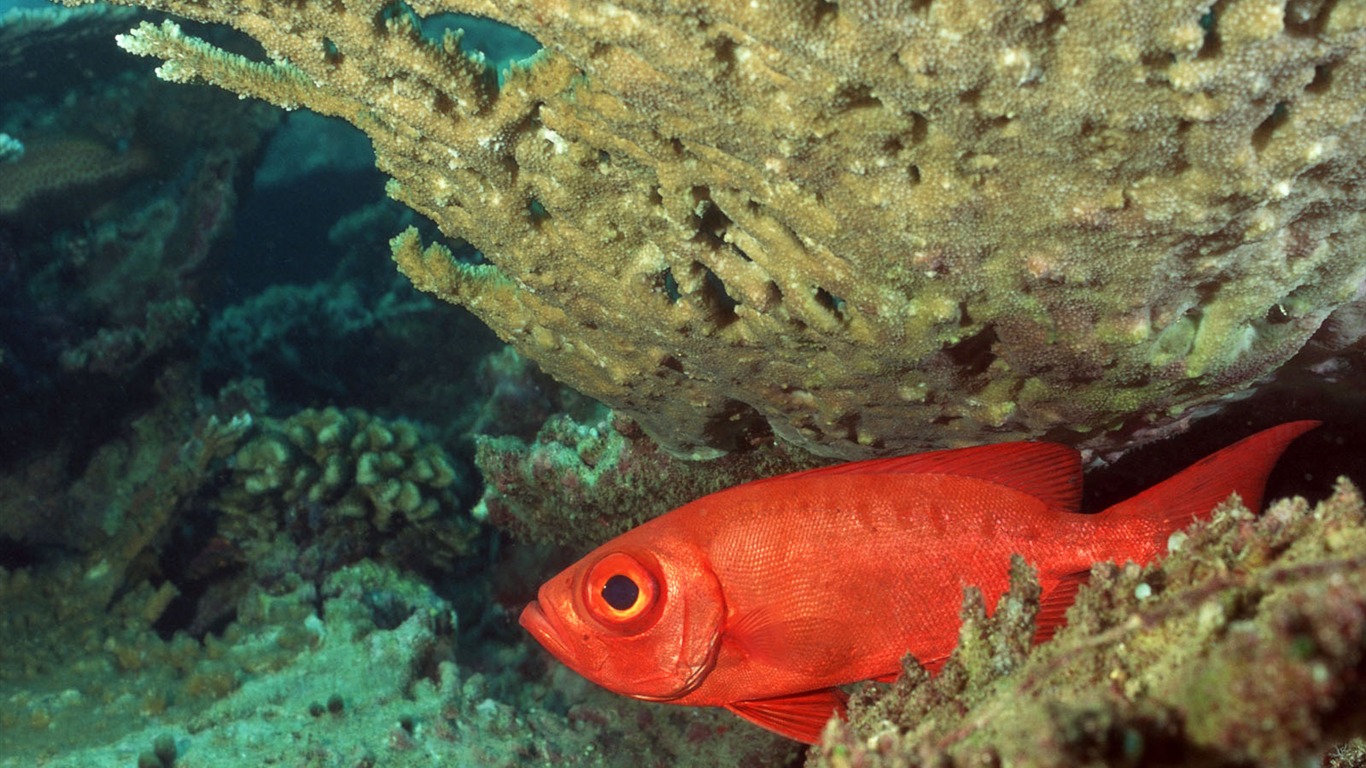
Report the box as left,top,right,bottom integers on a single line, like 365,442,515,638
63,0,1366,458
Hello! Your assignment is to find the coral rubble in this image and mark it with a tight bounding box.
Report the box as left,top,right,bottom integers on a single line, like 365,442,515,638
57,0,1366,458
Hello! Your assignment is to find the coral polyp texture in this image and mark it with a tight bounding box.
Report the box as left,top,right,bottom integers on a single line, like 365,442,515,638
62,0,1366,458
219,406,478,573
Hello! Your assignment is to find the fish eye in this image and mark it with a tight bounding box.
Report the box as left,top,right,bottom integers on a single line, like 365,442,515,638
602,574,640,611
585,552,659,631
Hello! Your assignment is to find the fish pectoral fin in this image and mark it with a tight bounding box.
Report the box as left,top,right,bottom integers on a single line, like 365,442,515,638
1034,568,1090,644
726,687,848,744
728,605,847,668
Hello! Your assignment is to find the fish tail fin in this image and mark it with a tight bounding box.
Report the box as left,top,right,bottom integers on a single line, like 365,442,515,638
1101,420,1320,540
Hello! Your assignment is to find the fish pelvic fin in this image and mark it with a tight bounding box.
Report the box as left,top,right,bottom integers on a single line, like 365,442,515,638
1033,568,1090,644
725,687,848,744
1100,420,1320,547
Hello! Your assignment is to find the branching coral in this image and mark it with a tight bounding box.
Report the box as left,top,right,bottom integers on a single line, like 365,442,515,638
813,481,1366,767
56,0,1366,459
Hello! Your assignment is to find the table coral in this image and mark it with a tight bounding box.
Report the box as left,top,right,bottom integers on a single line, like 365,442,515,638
57,0,1366,459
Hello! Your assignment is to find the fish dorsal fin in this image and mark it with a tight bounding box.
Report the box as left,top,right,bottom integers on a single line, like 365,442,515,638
726,688,848,744
1033,569,1090,644
755,441,1083,512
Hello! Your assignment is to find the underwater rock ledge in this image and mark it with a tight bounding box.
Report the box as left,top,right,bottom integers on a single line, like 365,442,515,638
814,480,1366,768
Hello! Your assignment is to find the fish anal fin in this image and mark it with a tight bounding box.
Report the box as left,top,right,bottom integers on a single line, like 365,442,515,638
1033,569,1090,645
751,441,1084,512
920,653,950,675
726,688,848,744
877,651,949,683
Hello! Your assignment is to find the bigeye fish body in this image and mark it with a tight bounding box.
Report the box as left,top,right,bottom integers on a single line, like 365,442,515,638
521,421,1319,743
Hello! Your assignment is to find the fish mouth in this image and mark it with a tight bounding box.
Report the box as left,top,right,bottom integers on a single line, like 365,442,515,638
519,600,572,663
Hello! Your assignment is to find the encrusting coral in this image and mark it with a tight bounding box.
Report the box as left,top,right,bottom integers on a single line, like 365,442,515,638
474,411,823,547
54,0,1366,459
812,480,1366,767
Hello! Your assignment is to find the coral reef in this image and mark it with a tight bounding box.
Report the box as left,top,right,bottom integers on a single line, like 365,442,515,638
0,6,804,765
0,553,799,767
812,480,1366,767
0,2,280,466
59,297,200,376
474,410,825,547
4,3,1365,765
202,194,509,424
59,0,1366,459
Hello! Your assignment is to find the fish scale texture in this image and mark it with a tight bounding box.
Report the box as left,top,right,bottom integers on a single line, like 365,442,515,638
661,474,1087,705
62,0,1366,458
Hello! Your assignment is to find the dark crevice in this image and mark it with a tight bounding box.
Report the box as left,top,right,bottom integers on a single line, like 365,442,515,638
698,263,740,325
700,399,771,452
1306,62,1335,94
833,83,882,112
321,37,342,65
813,0,839,27
814,287,846,320
1252,102,1289,154
944,323,999,379
835,411,863,444
527,197,550,223
693,186,732,238
709,34,738,72
0,537,42,569
657,268,681,303
1197,2,1226,60
1286,0,1333,37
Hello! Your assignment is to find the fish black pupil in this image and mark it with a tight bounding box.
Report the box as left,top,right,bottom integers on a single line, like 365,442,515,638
602,574,639,611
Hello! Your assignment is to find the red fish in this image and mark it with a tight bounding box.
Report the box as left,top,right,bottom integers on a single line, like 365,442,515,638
519,421,1318,743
